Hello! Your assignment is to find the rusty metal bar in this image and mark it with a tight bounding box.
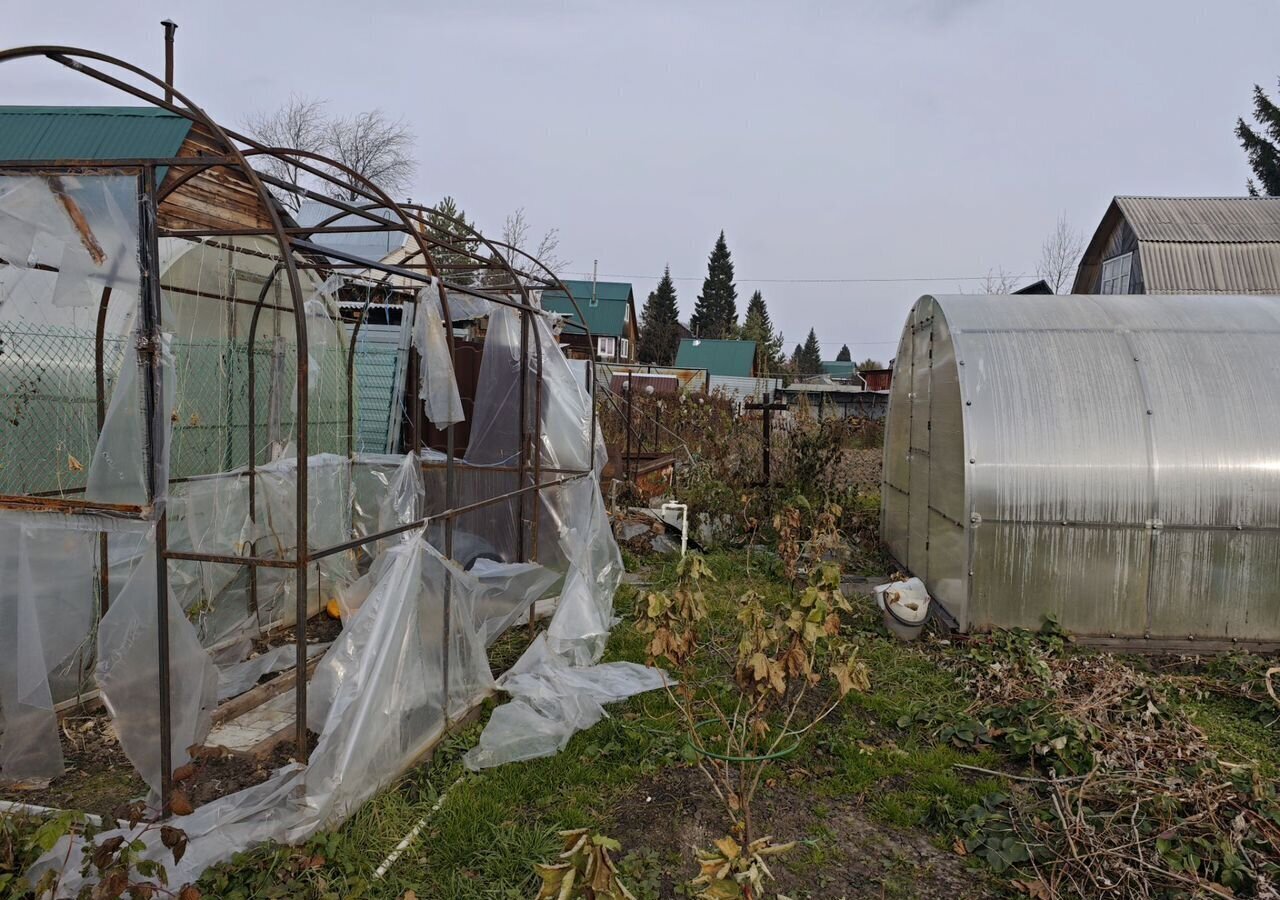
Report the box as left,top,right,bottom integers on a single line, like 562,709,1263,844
139,167,174,809
94,285,113,614
306,470,594,564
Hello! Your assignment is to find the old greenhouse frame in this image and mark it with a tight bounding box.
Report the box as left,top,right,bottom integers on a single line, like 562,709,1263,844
0,45,639,884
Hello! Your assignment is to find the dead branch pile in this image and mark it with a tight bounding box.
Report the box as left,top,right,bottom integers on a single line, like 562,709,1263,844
944,626,1280,899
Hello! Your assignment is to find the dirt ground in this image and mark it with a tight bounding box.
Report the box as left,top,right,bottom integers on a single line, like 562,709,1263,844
1,712,314,823
609,765,996,900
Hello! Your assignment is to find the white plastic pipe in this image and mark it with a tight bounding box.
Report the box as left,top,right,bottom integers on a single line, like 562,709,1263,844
661,502,688,558
372,773,465,880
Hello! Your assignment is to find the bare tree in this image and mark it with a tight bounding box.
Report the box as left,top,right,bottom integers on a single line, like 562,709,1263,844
501,207,566,273
979,267,1020,294
1037,212,1084,293
243,100,416,209
242,95,328,212
325,109,416,202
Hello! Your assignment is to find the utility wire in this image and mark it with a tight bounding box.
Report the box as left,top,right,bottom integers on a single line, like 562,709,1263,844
567,271,1038,285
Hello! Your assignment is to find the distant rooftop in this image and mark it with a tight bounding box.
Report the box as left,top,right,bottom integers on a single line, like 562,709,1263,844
674,338,757,377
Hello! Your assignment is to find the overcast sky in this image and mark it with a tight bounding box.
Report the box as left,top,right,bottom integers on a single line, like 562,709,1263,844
3,1,1276,360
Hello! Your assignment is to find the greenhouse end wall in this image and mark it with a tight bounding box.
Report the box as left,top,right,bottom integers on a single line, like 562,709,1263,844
882,293,1280,645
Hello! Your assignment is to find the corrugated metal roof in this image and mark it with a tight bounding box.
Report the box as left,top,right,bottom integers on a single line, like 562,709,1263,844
542,280,633,337
1139,242,1280,294
0,106,192,161
674,338,757,377
1116,196,1280,243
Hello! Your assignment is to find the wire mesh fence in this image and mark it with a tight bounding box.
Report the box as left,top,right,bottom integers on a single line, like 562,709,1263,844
0,321,351,497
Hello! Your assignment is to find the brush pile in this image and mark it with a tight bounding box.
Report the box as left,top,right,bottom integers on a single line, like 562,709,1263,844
942,623,1280,899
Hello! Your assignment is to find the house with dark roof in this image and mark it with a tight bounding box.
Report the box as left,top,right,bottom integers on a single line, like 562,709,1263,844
674,338,758,377
1073,196,1280,294
541,279,638,362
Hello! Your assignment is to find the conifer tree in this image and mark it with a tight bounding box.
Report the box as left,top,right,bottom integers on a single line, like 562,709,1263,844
790,343,802,371
1237,80,1280,195
835,344,852,362
690,231,738,338
740,290,784,373
638,266,682,365
797,328,824,375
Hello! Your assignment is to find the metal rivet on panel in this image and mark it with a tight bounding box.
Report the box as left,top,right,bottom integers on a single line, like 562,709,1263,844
965,400,972,406
969,458,976,464
1110,633,1116,638
1146,409,1153,415
1144,633,1151,640
1133,356,1139,362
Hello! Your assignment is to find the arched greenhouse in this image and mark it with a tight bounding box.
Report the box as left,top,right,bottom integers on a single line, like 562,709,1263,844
881,293,1280,648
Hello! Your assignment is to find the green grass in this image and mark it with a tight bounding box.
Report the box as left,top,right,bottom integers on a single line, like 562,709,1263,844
28,547,1266,899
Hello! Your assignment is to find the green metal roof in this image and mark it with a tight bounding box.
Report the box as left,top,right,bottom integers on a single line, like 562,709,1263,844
821,360,856,378
674,338,757,377
542,279,634,337
0,106,193,163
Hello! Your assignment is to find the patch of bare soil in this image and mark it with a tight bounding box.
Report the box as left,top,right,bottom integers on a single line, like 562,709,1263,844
1,714,144,821
1,712,314,823
610,766,996,899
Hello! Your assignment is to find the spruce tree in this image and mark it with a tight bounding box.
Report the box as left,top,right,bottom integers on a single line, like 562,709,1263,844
638,266,681,365
425,196,479,284
835,344,852,362
740,290,784,373
690,231,738,338
797,328,824,375
790,343,802,372
1237,81,1280,195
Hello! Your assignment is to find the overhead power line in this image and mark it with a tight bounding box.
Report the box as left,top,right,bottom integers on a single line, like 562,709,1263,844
567,270,1038,285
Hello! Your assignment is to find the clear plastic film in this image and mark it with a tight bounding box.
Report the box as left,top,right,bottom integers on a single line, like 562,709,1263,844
411,283,464,427
95,536,218,799
0,521,96,780
32,531,498,893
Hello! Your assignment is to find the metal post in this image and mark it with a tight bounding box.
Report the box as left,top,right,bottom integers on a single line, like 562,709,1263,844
94,287,112,615
762,399,772,485
139,168,173,808
160,20,177,104
624,373,633,484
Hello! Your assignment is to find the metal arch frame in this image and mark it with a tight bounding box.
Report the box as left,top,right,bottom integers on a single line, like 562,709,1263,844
0,46,600,811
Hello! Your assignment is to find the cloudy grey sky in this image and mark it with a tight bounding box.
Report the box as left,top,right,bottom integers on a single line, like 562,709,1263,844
3,1,1276,360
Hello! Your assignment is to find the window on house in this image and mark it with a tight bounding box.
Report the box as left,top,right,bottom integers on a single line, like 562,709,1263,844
619,338,630,359
597,336,617,358
1100,252,1133,294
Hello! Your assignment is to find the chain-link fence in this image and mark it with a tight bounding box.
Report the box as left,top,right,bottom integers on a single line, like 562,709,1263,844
0,321,350,497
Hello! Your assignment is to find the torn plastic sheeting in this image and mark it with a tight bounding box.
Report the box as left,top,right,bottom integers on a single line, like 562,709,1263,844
468,557,560,647
0,520,96,780
216,642,331,702
30,531,497,895
412,283,465,427
462,633,668,770
95,535,218,799
85,333,175,510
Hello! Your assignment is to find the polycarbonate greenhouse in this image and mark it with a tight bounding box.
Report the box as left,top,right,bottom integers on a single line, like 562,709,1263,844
882,293,1280,648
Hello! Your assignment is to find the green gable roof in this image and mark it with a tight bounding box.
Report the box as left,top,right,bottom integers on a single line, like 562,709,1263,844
674,338,757,377
821,360,856,378
0,106,193,166
542,279,634,337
